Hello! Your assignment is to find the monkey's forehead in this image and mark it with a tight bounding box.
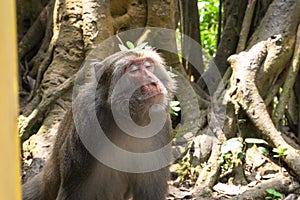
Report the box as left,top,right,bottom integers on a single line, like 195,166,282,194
113,49,164,68
135,48,164,63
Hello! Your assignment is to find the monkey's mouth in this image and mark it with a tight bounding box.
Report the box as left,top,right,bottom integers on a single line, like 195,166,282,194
133,83,167,105
142,93,164,104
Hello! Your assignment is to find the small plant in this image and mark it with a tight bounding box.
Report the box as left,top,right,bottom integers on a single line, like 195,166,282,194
173,157,200,184
245,138,269,155
125,41,135,49
218,152,233,170
265,188,283,200
175,158,191,182
218,138,244,171
118,41,148,51
272,146,287,158
18,115,26,126
170,101,181,116
272,146,287,168
198,0,219,57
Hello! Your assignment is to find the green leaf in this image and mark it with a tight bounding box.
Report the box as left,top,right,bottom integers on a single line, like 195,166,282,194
167,71,177,78
224,153,232,159
172,107,181,112
258,146,268,155
126,41,135,49
218,156,224,164
221,138,243,154
245,138,268,145
272,146,287,157
238,119,247,124
170,101,181,116
170,101,180,107
18,115,26,124
272,148,280,153
171,110,178,116
265,189,283,198
237,152,244,159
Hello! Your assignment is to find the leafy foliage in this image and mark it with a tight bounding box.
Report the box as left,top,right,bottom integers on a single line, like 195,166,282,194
118,41,148,51
198,0,220,57
245,138,269,155
272,146,288,158
218,138,244,170
265,189,283,200
170,101,181,116
173,157,199,184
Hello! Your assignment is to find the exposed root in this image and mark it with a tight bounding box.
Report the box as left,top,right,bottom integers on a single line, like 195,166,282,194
225,35,300,180
273,24,300,127
19,75,75,141
229,174,300,200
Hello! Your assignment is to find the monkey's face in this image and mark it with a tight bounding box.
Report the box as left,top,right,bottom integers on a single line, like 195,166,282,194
108,49,175,115
123,57,167,106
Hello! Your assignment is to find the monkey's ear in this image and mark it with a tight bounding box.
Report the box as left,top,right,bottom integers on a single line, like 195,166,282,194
91,61,104,75
91,61,103,67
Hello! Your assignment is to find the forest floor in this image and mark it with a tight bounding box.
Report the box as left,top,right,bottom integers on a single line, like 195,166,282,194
167,127,300,200
22,126,300,200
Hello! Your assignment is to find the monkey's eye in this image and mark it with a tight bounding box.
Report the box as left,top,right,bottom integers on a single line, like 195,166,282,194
129,64,139,72
144,61,152,69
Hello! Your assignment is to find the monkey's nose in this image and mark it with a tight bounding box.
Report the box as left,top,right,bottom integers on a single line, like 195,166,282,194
150,80,158,87
150,80,157,86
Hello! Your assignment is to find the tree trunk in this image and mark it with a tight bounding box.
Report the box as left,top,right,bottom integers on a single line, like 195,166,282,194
19,0,300,199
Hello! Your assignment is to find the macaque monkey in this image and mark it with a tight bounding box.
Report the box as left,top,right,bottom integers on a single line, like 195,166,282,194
22,48,176,200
